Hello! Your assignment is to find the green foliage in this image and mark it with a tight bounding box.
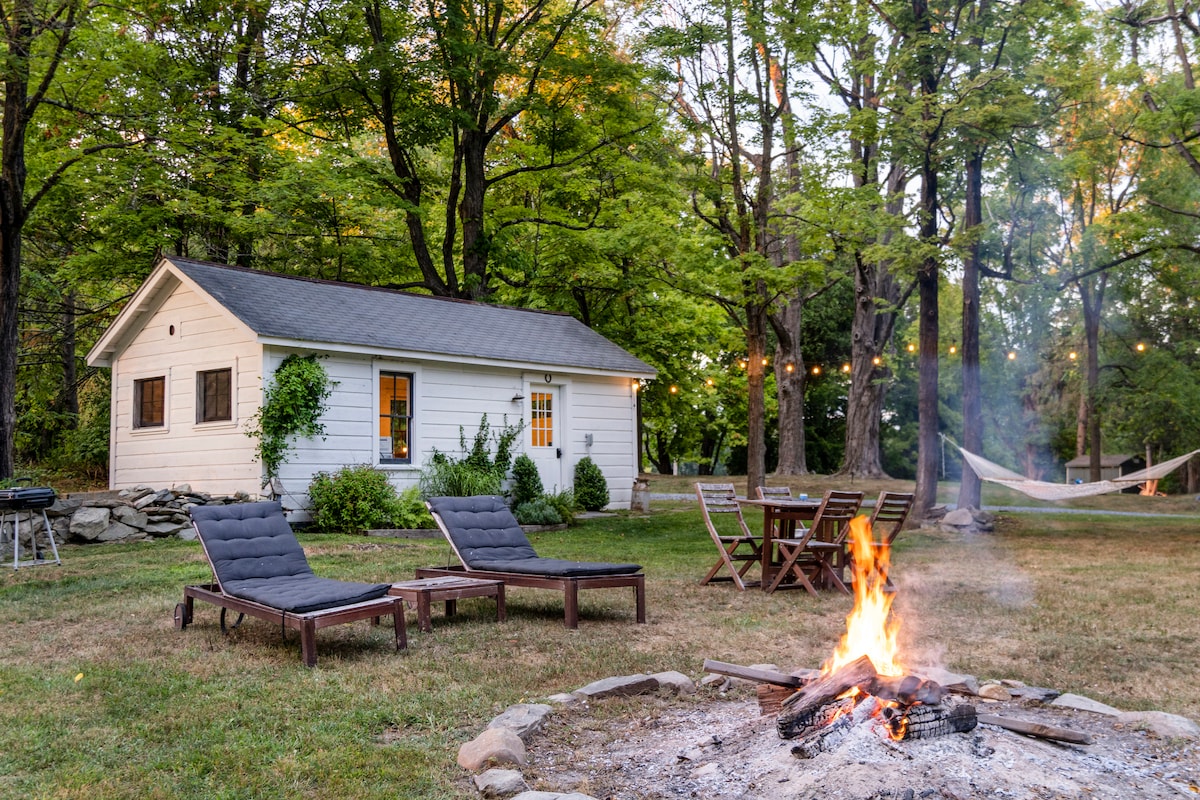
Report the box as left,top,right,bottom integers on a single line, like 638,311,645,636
544,488,578,526
418,455,504,498
392,486,436,530
418,415,522,498
247,354,335,478
307,465,397,534
509,454,543,507
572,457,609,511
512,497,564,526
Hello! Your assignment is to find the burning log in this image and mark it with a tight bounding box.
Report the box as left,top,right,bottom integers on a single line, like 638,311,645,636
867,674,946,706
778,695,857,741
788,698,865,759
882,701,978,740
777,655,879,739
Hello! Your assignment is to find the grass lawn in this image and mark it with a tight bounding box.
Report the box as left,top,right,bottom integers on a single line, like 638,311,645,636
2,486,1199,798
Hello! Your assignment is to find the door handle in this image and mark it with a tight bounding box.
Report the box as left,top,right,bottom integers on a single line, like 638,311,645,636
556,448,562,459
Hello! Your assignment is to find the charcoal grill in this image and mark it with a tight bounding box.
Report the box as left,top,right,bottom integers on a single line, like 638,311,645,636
0,484,60,569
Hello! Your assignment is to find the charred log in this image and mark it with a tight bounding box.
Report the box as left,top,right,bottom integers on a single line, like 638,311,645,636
883,701,978,740
778,695,857,740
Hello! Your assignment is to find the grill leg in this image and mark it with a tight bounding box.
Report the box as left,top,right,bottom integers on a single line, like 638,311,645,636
11,509,61,569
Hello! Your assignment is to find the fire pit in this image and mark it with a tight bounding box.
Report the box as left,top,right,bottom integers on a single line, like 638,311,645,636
524,518,1199,798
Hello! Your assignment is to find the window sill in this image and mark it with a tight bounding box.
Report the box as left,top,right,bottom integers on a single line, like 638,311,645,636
194,420,238,431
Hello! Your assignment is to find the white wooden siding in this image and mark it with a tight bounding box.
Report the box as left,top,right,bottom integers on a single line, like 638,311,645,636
272,353,639,510
109,285,261,495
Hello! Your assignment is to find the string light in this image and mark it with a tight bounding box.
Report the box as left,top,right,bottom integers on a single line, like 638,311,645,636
1068,351,1077,360
739,360,747,369
631,381,639,392
1007,351,1017,361
761,358,769,366
872,356,882,366
669,385,678,394
948,345,957,355
907,343,916,353
785,363,794,373
812,366,821,375
705,378,714,386
842,363,851,373
1136,343,1146,352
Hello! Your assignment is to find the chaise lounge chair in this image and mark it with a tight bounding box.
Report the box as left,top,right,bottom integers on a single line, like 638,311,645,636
176,501,406,666
417,495,646,628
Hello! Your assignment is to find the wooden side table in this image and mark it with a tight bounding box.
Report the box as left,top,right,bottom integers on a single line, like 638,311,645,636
389,576,506,632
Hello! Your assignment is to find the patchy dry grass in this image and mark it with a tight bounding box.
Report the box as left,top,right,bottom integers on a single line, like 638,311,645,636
1,492,1199,798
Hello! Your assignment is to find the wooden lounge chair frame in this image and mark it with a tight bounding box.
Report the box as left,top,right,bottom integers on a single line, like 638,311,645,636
177,502,406,667
767,490,864,594
697,482,764,590
419,496,645,629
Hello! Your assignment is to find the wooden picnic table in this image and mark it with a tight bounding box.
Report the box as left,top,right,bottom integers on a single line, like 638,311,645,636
735,497,821,591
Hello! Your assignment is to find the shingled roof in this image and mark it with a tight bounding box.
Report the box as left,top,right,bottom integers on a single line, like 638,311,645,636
158,257,653,375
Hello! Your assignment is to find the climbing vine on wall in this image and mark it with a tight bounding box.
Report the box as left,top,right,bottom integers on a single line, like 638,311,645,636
247,354,335,478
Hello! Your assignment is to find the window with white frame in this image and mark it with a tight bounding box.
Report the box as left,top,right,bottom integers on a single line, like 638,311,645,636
379,372,413,463
197,368,232,423
134,376,165,428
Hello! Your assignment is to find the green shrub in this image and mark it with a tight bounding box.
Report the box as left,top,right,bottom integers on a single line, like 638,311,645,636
573,457,610,511
417,415,523,497
308,464,397,534
513,497,563,525
544,488,578,526
418,454,503,498
509,454,543,507
391,486,435,529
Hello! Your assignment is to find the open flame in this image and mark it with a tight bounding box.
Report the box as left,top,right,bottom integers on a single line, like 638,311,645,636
823,515,902,678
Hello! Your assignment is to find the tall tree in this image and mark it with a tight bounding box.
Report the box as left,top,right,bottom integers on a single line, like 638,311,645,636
0,0,145,479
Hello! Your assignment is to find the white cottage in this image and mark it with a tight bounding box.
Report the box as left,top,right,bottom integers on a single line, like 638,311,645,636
86,256,655,510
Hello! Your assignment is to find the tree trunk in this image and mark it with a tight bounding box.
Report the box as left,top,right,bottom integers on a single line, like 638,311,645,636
912,0,941,520
458,127,491,300
773,295,808,475
957,146,985,509
745,307,768,494
0,12,31,480
840,251,891,478
1079,275,1106,482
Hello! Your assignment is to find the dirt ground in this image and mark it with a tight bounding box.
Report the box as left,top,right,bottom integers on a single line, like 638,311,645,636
524,691,1200,799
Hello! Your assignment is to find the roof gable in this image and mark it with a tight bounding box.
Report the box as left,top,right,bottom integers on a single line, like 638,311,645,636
91,257,655,376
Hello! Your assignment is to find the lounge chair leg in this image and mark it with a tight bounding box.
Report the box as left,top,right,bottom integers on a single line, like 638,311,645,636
393,599,408,650
300,619,318,667
495,585,506,623
564,582,579,629
634,577,646,624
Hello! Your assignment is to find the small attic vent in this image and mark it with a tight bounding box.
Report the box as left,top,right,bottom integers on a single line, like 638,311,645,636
169,324,176,336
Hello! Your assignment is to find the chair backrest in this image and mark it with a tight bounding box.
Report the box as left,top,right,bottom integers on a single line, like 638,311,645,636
869,491,915,544
755,485,793,500
426,495,539,568
810,490,865,544
188,501,313,590
696,483,755,539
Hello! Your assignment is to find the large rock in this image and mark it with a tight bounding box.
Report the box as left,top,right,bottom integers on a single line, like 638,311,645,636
1051,692,1122,716
488,704,554,742
111,505,149,529
69,506,111,541
1117,710,1200,739
473,768,529,798
457,727,527,771
572,674,659,701
98,521,140,542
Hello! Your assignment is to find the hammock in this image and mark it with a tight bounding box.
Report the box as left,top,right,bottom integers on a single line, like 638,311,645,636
952,441,1200,501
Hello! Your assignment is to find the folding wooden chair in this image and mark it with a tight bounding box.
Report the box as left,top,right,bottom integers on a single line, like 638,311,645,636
697,483,763,591
767,490,864,595
755,485,795,539
859,491,914,589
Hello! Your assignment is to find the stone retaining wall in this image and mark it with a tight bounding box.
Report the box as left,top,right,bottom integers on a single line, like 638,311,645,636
28,486,254,545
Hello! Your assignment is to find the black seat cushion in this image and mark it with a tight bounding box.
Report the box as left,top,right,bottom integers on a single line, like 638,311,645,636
189,501,389,613
427,495,641,577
